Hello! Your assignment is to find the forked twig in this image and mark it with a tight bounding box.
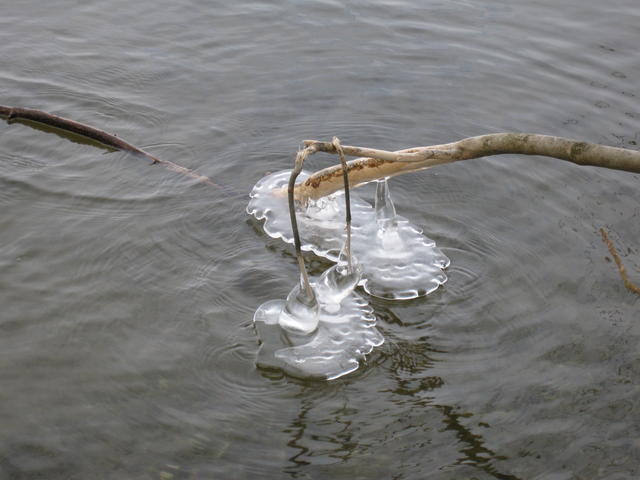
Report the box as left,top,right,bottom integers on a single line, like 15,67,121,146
600,228,640,295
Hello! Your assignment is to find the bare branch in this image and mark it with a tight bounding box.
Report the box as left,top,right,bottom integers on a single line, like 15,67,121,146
0,104,216,186
296,133,640,202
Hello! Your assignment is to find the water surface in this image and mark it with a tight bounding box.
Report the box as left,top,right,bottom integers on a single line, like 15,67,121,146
1,1,639,478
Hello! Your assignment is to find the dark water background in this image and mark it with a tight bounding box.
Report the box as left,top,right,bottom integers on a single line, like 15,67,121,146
1,1,640,478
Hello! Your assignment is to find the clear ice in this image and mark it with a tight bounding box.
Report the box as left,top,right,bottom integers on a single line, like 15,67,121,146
253,262,384,380
247,170,450,300
315,248,362,314
277,273,320,335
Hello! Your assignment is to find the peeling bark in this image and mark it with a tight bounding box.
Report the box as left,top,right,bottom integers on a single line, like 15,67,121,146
296,134,640,201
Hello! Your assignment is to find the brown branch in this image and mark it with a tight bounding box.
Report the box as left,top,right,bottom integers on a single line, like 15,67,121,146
0,104,216,186
295,134,640,202
600,228,640,295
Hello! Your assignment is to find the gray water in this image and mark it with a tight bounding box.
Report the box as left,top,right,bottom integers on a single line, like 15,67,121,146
1,1,640,478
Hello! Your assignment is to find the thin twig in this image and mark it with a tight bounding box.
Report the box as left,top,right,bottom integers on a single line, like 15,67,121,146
303,139,447,163
0,104,216,186
331,137,353,272
288,145,318,299
600,228,640,295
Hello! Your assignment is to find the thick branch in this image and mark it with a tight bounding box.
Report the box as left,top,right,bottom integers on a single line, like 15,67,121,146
296,133,640,201
0,105,215,186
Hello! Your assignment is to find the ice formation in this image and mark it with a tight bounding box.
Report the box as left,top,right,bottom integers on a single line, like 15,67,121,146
277,273,320,335
247,170,450,300
249,168,450,379
253,256,383,380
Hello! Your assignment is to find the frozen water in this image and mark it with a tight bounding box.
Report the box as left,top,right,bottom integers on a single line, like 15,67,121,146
277,274,320,335
247,170,351,261
253,247,383,380
315,249,363,314
360,178,449,299
247,170,450,300
375,177,398,233
253,275,384,380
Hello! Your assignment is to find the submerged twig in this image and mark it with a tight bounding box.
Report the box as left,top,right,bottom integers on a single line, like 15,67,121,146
0,104,216,186
600,228,640,295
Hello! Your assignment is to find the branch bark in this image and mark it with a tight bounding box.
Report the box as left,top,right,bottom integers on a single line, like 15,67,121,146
296,134,640,202
0,105,216,186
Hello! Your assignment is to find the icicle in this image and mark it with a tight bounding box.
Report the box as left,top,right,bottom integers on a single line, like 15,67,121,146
375,177,398,233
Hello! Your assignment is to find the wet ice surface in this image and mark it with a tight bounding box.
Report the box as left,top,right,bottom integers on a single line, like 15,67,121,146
247,170,450,300
253,276,384,380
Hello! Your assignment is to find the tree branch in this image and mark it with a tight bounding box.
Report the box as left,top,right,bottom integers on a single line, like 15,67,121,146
4,105,639,296
295,133,640,202
0,104,216,186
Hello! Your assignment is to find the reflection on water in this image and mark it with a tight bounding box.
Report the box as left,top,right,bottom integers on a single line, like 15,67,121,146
280,333,523,480
1,0,640,478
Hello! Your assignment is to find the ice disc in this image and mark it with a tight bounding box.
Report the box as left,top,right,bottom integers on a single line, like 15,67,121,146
247,170,450,300
253,279,383,380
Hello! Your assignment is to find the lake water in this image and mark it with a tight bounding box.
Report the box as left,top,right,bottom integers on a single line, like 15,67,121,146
1,1,640,478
